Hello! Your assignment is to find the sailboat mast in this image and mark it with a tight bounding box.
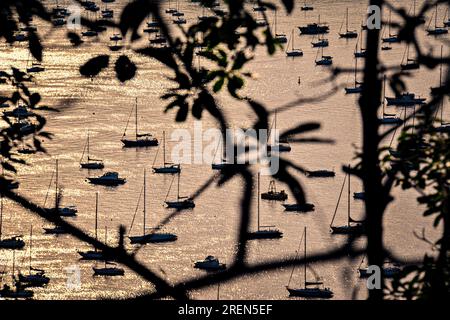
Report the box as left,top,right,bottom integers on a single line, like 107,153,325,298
177,172,180,201
0,193,3,240
87,131,90,161
135,98,138,140
440,46,444,123
257,172,260,231
29,226,33,273
346,8,349,32
55,159,59,210
435,4,438,29
383,75,386,115
163,131,166,166
95,192,98,251
304,227,307,289
354,58,358,86
143,170,146,236
347,165,351,226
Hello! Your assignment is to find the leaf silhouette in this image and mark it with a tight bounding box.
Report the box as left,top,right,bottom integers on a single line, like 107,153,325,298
79,55,110,78
115,55,137,83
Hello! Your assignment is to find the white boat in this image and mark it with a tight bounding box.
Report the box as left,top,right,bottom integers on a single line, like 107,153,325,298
338,8,358,38
80,131,104,170
165,170,195,209
129,170,177,244
121,98,158,148
194,256,226,271
286,227,333,298
78,193,105,260
0,194,25,249
286,30,303,57
87,172,126,186
329,167,365,235
152,131,180,174
18,227,50,287
248,173,283,240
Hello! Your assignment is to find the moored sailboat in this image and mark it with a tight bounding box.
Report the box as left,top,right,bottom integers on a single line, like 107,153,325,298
121,98,158,148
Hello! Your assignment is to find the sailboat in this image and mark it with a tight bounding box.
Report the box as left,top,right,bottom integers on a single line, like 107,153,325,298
152,131,180,174
165,0,177,14
382,10,400,43
286,30,303,57
426,4,448,35
129,170,177,244
311,32,329,48
329,166,365,235
92,227,125,276
267,111,291,152
339,8,358,38
274,9,287,44
261,180,288,201
315,46,332,65
80,131,104,169
165,170,195,209
18,226,50,287
379,75,402,124
26,53,45,73
354,29,366,58
78,193,105,260
434,47,450,133
0,194,25,249
248,173,283,240
358,255,401,278
44,159,77,217
345,58,363,94
0,250,34,298
101,2,114,19
121,98,159,148
286,227,333,298
400,45,419,71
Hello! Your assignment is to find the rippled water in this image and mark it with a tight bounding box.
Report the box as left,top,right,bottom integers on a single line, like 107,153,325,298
0,0,447,299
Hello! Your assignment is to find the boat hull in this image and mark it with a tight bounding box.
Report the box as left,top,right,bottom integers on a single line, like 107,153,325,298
330,224,364,235
129,233,177,244
80,162,104,170
93,267,124,276
287,287,333,298
283,204,315,212
78,250,105,260
87,178,126,186
165,200,195,209
248,230,283,240
121,139,158,148
152,166,180,174
261,192,288,201
0,238,25,249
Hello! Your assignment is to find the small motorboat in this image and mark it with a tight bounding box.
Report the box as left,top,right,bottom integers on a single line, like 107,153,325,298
0,284,34,299
78,250,105,260
93,265,125,276
18,269,50,287
194,256,226,271
282,203,315,212
165,198,195,209
0,236,25,250
261,180,288,201
385,93,426,106
87,172,126,186
43,226,67,235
